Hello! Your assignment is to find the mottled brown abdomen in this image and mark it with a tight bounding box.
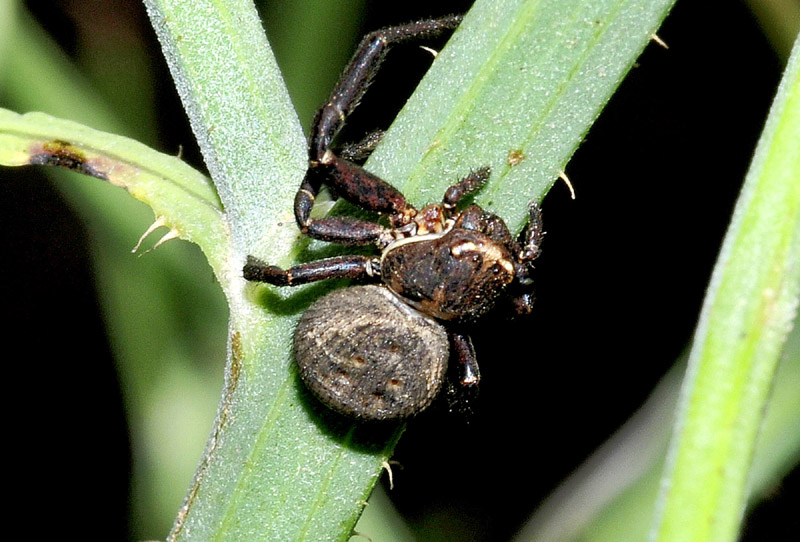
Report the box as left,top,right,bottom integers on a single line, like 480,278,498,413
294,285,449,420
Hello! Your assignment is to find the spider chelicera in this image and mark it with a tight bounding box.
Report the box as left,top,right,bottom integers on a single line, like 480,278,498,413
244,15,544,421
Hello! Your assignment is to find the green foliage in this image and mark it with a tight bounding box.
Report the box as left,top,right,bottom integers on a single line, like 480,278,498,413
1,1,798,541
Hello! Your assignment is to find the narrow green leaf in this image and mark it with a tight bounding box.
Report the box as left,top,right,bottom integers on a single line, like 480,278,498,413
0,108,227,276
0,1,15,77
652,35,800,542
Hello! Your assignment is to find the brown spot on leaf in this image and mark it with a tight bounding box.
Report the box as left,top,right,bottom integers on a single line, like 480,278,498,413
228,331,243,395
29,140,108,180
507,149,525,167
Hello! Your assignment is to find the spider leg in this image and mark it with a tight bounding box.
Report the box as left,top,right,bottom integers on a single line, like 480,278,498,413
308,15,462,161
244,255,379,286
295,162,411,234
518,201,545,264
450,332,480,387
337,129,385,163
294,212,391,247
296,15,463,233
443,331,481,419
505,201,544,315
442,167,491,216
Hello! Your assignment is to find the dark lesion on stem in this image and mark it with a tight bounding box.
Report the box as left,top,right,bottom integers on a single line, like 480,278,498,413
29,140,108,180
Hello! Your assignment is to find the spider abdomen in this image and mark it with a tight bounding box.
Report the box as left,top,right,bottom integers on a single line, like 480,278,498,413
294,284,449,421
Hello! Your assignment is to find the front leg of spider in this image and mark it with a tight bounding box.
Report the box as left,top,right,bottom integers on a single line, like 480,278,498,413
295,15,464,236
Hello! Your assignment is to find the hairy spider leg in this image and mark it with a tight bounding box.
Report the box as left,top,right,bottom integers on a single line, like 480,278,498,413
518,201,545,264
295,15,463,237
443,332,481,419
243,254,379,286
337,129,385,162
308,15,463,162
442,167,491,215
505,201,545,314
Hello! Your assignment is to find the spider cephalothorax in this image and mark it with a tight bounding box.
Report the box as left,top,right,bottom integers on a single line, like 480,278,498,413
244,15,544,421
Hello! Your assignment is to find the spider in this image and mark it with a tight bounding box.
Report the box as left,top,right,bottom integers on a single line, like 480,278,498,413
244,15,544,421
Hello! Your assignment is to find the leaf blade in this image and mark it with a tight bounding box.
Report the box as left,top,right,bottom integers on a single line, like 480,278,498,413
652,34,800,542
0,108,228,275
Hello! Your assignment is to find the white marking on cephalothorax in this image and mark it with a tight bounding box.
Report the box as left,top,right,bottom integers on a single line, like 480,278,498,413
450,241,478,257
380,232,447,263
320,149,335,164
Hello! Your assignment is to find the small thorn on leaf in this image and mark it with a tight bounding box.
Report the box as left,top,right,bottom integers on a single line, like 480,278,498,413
132,217,167,253
152,228,180,250
381,460,395,490
419,45,439,58
651,33,669,49
559,171,576,200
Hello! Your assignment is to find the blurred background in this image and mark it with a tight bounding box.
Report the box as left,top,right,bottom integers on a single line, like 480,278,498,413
0,0,798,540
